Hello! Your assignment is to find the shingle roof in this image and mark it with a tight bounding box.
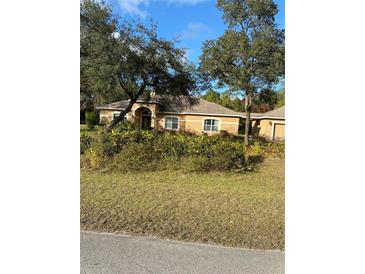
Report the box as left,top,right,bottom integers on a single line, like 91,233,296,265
240,112,263,119
160,98,242,117
97,98,285,120
239,106,285,119
96,100,130,110
259,106,285,119
97,97,243,117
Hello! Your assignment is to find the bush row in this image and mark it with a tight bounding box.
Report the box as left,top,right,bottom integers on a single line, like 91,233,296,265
81,129,247,172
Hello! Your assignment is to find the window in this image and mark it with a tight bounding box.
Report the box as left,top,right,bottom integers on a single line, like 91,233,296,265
165,117,179,130
203,119,219,132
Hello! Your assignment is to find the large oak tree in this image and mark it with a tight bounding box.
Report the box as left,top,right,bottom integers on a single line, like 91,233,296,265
81,1,199,130
199,0,284,145
80,0,122,112
107,22,200,130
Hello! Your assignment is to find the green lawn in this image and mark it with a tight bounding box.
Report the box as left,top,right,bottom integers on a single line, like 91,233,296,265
80,157,284,250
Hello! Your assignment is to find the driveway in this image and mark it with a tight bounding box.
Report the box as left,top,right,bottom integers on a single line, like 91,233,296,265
81,231,284,274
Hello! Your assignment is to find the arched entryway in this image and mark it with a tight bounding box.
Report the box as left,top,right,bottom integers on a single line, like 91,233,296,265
134,107,152,129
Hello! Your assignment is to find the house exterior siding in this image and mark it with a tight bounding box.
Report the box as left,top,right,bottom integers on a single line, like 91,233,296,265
99,109,117,124
157,114,239,135
98,100,284,139
255,119,285,141
100,109,240,135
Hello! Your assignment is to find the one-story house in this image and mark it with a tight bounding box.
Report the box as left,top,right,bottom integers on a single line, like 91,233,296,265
97,97,285,140
251,106,285,141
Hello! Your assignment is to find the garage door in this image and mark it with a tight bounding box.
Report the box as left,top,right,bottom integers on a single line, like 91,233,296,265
273,123,285,141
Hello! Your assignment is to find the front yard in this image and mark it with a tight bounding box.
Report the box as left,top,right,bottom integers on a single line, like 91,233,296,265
80,124,100,137
80,157,284,250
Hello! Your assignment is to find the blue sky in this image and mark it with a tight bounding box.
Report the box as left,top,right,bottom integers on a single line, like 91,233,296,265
106,0,285,90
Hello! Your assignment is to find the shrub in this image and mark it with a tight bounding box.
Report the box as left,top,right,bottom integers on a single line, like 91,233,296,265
82,143,105,170
113,120,138,132
80,133,92,154
262,141,285,158
85,111,99,129
219,130,230,138
110,142,163,172
81,130,248,172
248,141,263,156
249,139,285,158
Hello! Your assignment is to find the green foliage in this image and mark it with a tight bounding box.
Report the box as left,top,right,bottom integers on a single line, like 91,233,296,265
116,22,199,98
80,0,124,110
112,120,138,132
260,141,285,158
81,1,203,129
201,89,221,103
276,88,285,108
106,20,204,130
202,89,244,112
85,111,99,129
81,132,117,169
110,142,163,172
249,142,263,156
200,0,285,90
200,0,285,143
184,142,245,172
201,88,283,113
254,88,278,106
82,143,105,170
80,133,93,154
81,130,247,172
202,0,285,89
248,140,285,159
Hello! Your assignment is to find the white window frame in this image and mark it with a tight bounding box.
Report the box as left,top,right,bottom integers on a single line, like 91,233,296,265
202,118,220,133
164,116,180,131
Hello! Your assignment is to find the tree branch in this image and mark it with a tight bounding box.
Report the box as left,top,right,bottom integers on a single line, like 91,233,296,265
106,83,147,132
133,83,146,100
118,78,133,98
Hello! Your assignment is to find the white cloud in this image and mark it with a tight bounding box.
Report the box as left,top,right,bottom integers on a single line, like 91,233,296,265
117,0,149,18
180,22,210,39
116,0,208,17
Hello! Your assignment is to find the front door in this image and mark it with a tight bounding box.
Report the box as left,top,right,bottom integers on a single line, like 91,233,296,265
141,115,151,129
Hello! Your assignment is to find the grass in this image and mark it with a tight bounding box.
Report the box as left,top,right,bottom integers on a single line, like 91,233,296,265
80,157,284,250
80,124,101,137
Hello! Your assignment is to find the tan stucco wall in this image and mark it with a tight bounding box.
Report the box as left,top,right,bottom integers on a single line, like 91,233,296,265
99,102,158,127
99,109,116,124
131,102,158,128
157,114,239,135
100,104,240,135
255,119,285,141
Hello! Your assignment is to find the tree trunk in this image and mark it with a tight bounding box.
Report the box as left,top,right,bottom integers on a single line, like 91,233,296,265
105,84,146,132
244,93,252,146
105,98,136,132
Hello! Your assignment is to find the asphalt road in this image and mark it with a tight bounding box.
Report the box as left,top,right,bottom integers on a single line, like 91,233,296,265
81,231,284,274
